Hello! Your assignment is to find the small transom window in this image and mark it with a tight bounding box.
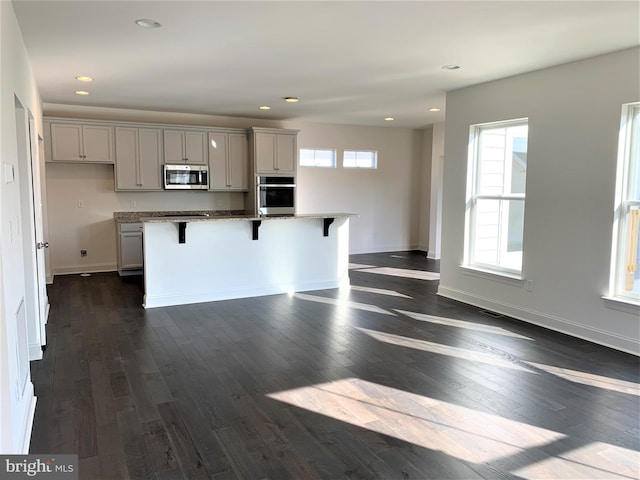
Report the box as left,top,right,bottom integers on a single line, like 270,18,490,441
343,150,377,169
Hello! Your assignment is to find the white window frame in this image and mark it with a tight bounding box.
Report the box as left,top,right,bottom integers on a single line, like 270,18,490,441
299,148,337,168
607,102,640,307
343,150,378,169
464,118,528,277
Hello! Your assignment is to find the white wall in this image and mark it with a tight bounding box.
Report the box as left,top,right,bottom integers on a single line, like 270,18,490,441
439,48,640,354
428,122,445,259
293,121,425,254
417,126,433,252
0,1,42,453
43,106,428,275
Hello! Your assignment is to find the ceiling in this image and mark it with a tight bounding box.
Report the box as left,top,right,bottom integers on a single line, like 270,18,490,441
11,1,640,129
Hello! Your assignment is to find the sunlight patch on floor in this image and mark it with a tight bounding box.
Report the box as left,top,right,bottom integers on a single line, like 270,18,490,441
349,285,413,299
357,327,535,373
358,266,440,281
349,263,377,270
527,362,640,395
293,293,395,316
396,309,533,340
266,377,565,466
511,441,640,479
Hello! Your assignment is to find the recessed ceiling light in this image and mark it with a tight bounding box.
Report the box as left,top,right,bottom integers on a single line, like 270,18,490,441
442,64,460,70
428,107,441,112
75,76,93,82
283,97,299,103
135,19,162,28
384,117,394,121
259,105,271,110
75,90,89,95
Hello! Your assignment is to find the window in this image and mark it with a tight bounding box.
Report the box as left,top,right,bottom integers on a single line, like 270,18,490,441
610,102,640,303
343,150,377,169
300,148,336,168
465,119,528,274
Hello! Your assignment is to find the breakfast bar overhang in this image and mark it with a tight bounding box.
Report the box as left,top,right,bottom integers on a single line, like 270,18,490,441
141,214,354,308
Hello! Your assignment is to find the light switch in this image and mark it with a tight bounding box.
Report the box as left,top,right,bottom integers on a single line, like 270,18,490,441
3,163,15,183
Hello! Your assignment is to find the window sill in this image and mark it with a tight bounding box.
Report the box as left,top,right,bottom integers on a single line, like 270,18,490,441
460,265,524,287
602,296,640,315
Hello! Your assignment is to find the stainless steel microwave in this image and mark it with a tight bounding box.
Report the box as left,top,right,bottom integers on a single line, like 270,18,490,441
163,164,208,190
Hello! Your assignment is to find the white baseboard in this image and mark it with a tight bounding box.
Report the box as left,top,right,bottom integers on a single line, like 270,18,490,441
20,387,36,454
437,285,640,356
349,245,423,255
52,263,117,276
28,344,43,361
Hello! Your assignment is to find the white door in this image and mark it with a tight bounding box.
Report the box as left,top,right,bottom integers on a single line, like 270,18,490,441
30,122,49,339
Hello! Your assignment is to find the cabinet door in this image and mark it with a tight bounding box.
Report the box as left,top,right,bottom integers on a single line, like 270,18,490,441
115,127,139,190
51,124,83,161
228,133,248,190
120,232,143,270
255,132,277,173
276,134,296,173
138,128,163,190
208,133,229,190
163,130,185,163
184,131,207,164
82,125,114,163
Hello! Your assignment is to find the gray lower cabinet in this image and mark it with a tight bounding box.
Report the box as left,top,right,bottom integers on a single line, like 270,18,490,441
115,127,163,190
117,222,143,275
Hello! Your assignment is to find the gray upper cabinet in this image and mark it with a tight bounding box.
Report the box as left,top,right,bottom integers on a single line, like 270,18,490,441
115,127,163,191
163,130,207,165
228,133,249,190
49,123,114,163
209,132,248,191
250,128,298,175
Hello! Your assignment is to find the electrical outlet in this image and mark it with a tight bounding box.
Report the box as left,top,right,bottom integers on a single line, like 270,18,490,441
526,279,534,292
130,199,137,207
81,250,87,257
78,200,85,208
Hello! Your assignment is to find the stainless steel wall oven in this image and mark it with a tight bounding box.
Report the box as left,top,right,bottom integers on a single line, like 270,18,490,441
256,176,295,215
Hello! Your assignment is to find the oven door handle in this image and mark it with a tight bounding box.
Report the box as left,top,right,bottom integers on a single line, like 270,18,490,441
258,184,296,188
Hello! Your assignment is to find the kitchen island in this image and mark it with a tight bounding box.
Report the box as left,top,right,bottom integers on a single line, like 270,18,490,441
140,213,354,308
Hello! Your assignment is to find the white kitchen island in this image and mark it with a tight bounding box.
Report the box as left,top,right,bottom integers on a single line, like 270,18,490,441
141,214,354,308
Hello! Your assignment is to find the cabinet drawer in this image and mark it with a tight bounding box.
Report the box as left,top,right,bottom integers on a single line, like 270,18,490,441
118,222,143,233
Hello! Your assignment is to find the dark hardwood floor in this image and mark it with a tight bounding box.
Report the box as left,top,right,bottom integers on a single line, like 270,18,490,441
30,251,639,479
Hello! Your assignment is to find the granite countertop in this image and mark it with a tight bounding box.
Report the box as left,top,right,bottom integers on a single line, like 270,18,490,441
115,211,356,223
139,213,357,223
114,210,244,223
